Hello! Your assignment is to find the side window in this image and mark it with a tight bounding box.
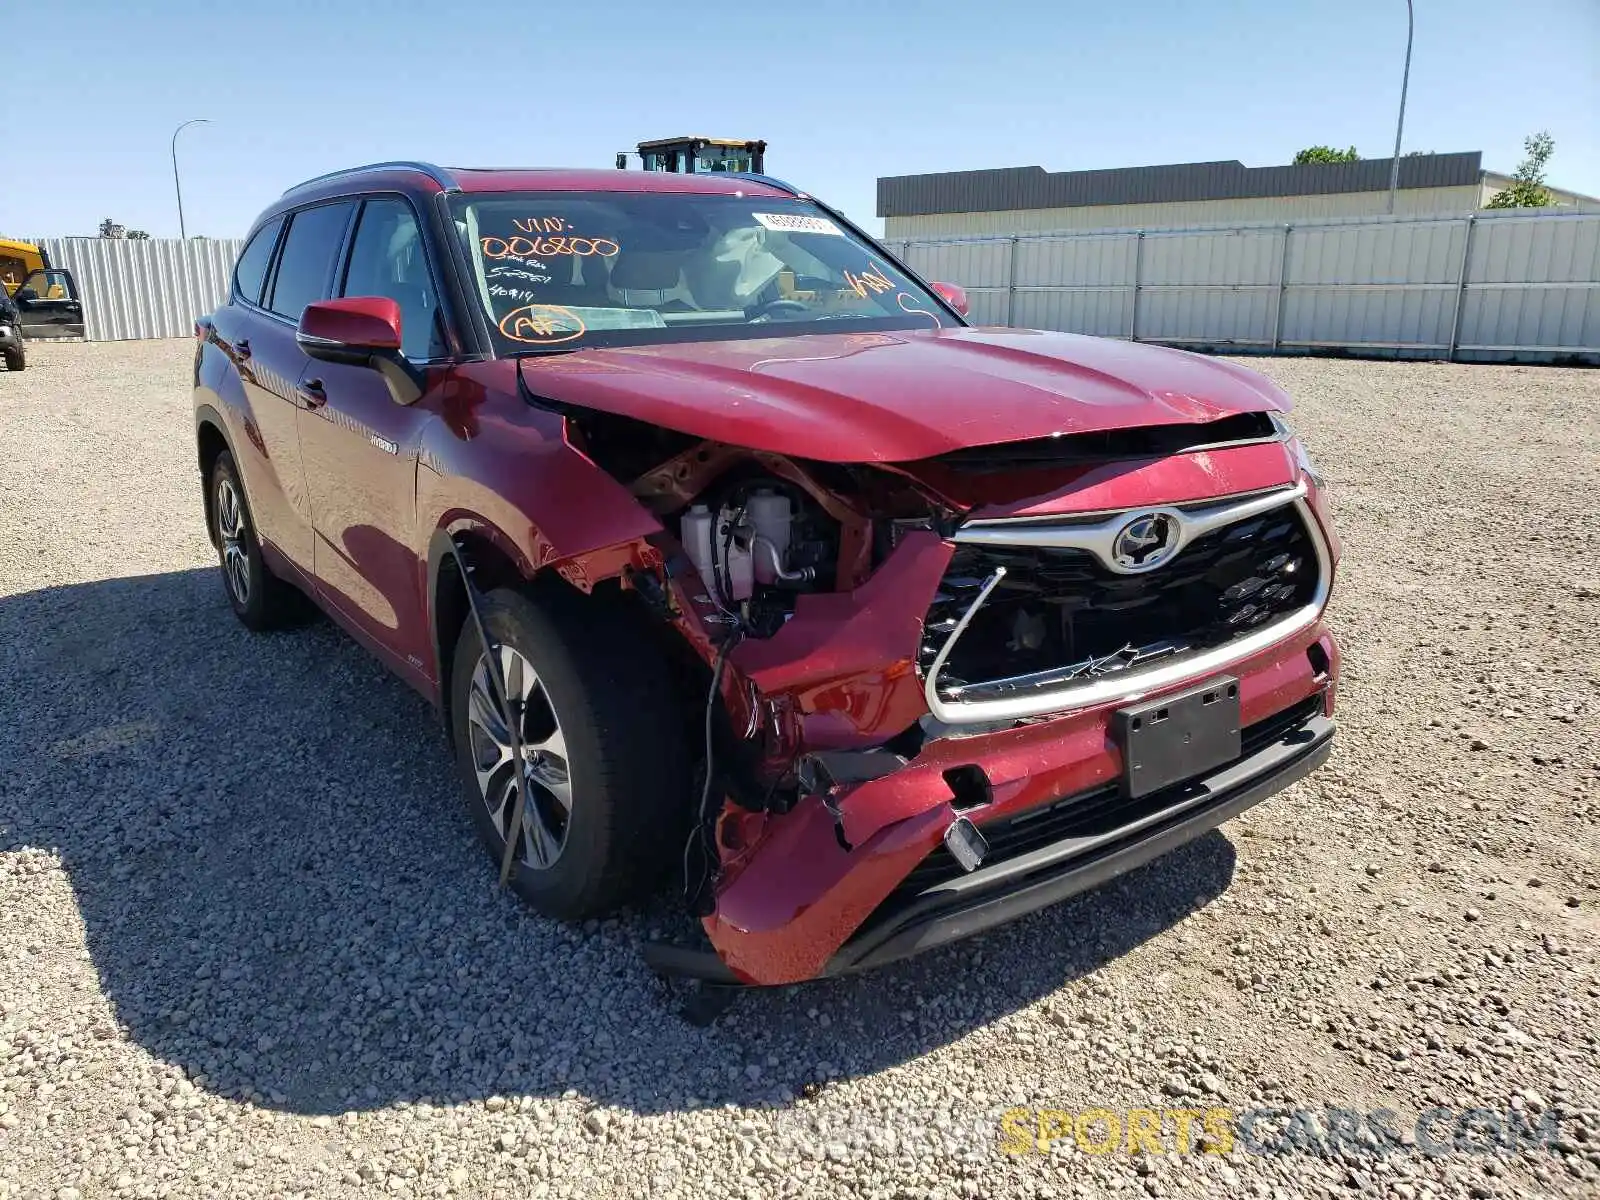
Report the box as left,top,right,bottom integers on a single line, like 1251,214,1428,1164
19,269,75,301
267,203,353,321
340,198,446,360
232,216,283,306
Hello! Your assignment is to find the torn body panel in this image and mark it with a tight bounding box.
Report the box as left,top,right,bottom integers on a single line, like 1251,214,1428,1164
727,531,951,747
707,620,1340,985
418,365,669,593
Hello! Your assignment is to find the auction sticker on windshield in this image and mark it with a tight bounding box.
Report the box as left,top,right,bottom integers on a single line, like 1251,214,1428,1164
752,212,843,236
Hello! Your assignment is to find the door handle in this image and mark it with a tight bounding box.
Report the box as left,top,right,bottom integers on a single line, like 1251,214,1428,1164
233,338,251,361
297,379,328,408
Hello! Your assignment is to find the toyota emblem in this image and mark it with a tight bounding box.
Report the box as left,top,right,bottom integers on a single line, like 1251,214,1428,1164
1111,512,1179,572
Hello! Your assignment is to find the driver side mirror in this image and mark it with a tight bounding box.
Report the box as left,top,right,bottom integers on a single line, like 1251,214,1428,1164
13,287,36,304
931,281,969,318
296,297,422,405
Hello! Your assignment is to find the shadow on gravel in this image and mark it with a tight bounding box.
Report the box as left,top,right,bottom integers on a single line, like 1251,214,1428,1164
0,568,1235,1118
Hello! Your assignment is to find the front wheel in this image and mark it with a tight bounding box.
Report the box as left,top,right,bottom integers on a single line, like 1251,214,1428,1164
449,585,690,919
2,348,21,372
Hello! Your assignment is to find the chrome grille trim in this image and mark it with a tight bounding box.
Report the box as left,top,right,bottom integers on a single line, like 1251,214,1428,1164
953,481,1307,572
922,489,1330,725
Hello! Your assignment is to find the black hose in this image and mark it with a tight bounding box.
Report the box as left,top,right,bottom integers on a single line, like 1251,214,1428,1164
682,632,736,907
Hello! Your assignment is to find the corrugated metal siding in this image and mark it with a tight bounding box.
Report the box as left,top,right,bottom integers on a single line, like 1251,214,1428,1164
34,237,244,341
1457,214,1600,352
897,210,1599,362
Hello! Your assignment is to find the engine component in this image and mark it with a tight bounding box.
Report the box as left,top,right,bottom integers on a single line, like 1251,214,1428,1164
678,473,845,632
681,504,720,603
751,536,814,585
747,489,792,583
723,526,754,602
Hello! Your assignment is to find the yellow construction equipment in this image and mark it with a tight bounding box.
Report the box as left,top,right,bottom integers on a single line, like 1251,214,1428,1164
0,238,46,295
615,136,767,175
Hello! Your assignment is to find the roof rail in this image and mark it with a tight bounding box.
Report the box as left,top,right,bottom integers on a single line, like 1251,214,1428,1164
727,172,807,197
282,161,458,196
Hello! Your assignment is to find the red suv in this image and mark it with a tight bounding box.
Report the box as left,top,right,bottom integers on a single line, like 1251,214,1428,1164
194,162,1340,989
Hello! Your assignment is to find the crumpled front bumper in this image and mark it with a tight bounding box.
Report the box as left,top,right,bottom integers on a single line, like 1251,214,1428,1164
702,620,1340,986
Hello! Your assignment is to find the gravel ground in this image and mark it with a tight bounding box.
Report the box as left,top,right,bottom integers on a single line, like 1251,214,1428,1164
0,338,1596,1200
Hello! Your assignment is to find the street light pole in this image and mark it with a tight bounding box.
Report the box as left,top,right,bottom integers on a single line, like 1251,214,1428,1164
1385,0,1414,215
171,120,211,240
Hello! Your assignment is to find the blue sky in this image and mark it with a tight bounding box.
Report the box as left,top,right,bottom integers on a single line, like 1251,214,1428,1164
5,0,1596,240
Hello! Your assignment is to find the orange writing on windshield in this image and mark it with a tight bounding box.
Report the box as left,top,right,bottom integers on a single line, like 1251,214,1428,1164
513,217,569,234
499,304,587,345
842,260,895,299
897,292,939,326
482,236,620,259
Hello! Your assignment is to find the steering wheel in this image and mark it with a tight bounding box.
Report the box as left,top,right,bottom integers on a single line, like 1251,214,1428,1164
749,298,811,322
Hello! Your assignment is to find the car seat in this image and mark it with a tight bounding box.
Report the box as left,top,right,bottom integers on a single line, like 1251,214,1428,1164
607,250,697,313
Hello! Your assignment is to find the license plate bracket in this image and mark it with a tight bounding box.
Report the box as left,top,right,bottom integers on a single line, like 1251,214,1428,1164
1114,676,1241,799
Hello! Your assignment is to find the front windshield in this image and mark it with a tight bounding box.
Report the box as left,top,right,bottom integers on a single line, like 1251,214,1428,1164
448,192,957,353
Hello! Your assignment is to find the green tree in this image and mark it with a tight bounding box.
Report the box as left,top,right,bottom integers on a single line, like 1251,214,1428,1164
126,230,151,240
1293,146,1360,164
1485,131,1555,209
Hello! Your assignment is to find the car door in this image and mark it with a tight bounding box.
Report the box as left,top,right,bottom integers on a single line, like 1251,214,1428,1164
216,204,355,581
13,268,85,339
297,196,448,690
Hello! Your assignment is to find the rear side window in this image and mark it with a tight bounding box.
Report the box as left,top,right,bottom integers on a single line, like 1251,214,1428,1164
267,203,353,321
232,216,282,306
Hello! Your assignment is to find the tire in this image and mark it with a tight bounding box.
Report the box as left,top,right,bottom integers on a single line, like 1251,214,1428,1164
3,349,20,372
209,450,306,631
449,584,691,919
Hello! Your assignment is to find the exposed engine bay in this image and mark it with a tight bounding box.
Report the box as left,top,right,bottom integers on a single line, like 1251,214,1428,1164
570,409,949,634
566,409,953,809
677,480,840,637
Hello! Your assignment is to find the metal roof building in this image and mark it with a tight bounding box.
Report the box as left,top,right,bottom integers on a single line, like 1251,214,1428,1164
878,152,1600,239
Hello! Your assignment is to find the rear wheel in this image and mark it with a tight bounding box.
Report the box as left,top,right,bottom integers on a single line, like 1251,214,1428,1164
449,585,690,919
2,348,21,372
210,451,306,631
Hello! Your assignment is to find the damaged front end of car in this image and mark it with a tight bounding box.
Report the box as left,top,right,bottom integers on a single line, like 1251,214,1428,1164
548,397,1340,988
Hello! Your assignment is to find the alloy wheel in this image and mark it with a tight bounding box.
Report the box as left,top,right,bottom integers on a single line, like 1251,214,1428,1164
465,645,572,870
215,476,251,605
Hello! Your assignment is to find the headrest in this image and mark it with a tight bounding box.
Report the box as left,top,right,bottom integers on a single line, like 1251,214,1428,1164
609,250,683,292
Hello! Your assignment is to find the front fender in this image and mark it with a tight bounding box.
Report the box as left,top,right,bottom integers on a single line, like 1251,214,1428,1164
417,370,674,698
418,368,666,581
417,420,665,589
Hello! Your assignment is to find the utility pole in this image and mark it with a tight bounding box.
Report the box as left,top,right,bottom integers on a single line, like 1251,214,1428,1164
171,120,211,240
1386,0,1414,215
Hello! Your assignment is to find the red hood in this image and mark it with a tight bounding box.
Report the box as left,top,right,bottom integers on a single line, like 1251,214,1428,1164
513,327,1292,463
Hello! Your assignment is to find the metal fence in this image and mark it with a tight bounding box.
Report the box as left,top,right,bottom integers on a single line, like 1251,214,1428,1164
28,237,244,341
895,210,1600,362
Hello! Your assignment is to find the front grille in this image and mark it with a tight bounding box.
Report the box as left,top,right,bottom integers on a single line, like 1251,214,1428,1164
895,693,1323,897
920,499,1319,700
